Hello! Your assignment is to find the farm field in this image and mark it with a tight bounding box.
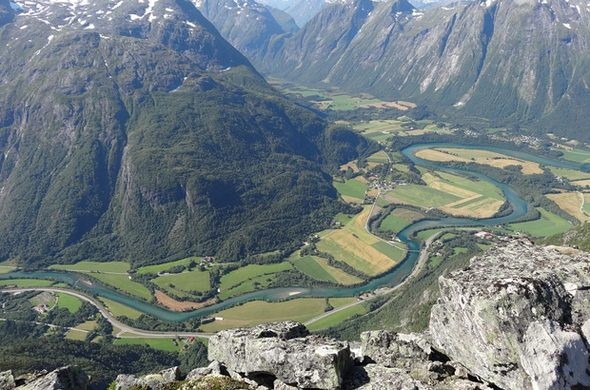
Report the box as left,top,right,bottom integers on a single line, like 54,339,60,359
549,167,590,181
219,262,293,300
384,170,504,218
546,192,589,222
50,261,130,274
0,279,55,287
416,148,544,175
584,194,590,215
99,297,143,319
573,179,590,188
333,178,367,203
367,150,389,164
56,292,83,313
113,338,181,352
291,254,363,285
509,208,572,237
152,270,211,299
0,261,16,274
90,273,152,301
316,207,404,276
199,297,357,332
558,148,590,163
379,208,425,234
65,329,88,341
136,257,200,275
307,304,367,331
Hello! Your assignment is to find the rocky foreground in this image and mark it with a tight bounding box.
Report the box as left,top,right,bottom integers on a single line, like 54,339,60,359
2,241,590,389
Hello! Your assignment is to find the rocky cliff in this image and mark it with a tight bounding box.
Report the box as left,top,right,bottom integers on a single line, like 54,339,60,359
4,241,590,389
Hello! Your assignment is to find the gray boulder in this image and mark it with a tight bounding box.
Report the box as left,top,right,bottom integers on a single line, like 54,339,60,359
208,322,351,389
0,371,15,390
114,366,180,390
15,366,88,390
186,361,223,381
429,242,590,390
360,331,432,370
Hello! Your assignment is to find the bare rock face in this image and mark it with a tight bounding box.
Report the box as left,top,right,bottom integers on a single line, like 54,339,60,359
0,371,15,390
360,331,432,370
429,242,590,390
115,367,181,390
208,321,351,389
14,367,88,390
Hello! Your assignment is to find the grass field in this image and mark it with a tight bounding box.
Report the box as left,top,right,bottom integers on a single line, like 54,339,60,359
291,255,363,285
99,298,143,319
50,261,130,273
65,329,88,341
546,192,589,222
200,298,356,332
509,208,572,237
367,151,389,164
559,148,590,163
152,270,211,298
316,207,403,276
333,178,367,202
549,167,590,181
219,263,293,300
384,170,504,218
136,257,199,275
56,292,83,313
0,261,16,275
379,208,424,234
307,304,367,331
416,148,543,175
0,279,55,287
113,338,180,352
90,273,152,301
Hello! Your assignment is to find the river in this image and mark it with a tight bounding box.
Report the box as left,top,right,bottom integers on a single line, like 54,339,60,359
0,143,583,322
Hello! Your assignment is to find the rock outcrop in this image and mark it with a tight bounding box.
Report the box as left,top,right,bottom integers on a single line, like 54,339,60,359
0,366,88,390
429,242,590,389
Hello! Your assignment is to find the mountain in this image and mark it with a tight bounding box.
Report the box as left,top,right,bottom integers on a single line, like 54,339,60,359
193,0,298,66
262,0,590,138
259,0,328,27
0,0,367,265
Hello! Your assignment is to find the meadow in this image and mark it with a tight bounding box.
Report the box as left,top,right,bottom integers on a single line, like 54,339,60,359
99,297,143,319
152,269,211,298
332,178,367,203
546,192,589,222
113,338,181,352
509,208,572,237
379,208,425,234
384,170,505,218
316,207,404,276
0,279,55,287
291,254,363,285
219,262,293,300
50,261,130,273
199,297,357,332
0,261,16,274
307,304,367,331
136,257,200,275
56,292,83,313
416,148,543,175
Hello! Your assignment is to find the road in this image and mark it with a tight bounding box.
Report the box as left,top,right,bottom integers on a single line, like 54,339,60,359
0,287,215,339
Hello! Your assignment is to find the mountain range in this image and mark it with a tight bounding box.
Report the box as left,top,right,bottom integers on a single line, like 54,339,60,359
0,0,367,265
213,0,590,138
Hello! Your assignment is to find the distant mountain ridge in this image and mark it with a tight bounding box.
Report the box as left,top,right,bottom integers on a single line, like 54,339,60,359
0,0,367,265
257,0,590,137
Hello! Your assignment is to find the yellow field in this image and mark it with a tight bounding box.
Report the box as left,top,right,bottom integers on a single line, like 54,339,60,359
416,148,544,175
316,207,402,276
546,192,588,222
199,298,356,332
573,179,590,188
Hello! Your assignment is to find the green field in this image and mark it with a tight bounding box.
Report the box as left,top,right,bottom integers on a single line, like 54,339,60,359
113,338,180,352
136,257,200,275
90,273,152,301
386,184,460,208
333,179,367,201
509,208,572,237
56,293,83,313
367,151,389,164
307,304,367,331
200,298,356,332
559,148,590,163
379,208,424,234
549,167,590,181
0,279,55,287
219,263,293,299
415,228,448,241
291,255,362,285
99,298,143,319
65,329,88,341
50,261,130,273
153,270,211,298
334,213,354,225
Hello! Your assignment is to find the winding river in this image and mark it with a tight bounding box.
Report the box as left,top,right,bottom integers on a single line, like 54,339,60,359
1,143,585,323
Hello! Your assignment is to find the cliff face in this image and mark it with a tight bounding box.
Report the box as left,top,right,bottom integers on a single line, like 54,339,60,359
4,241,590,389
